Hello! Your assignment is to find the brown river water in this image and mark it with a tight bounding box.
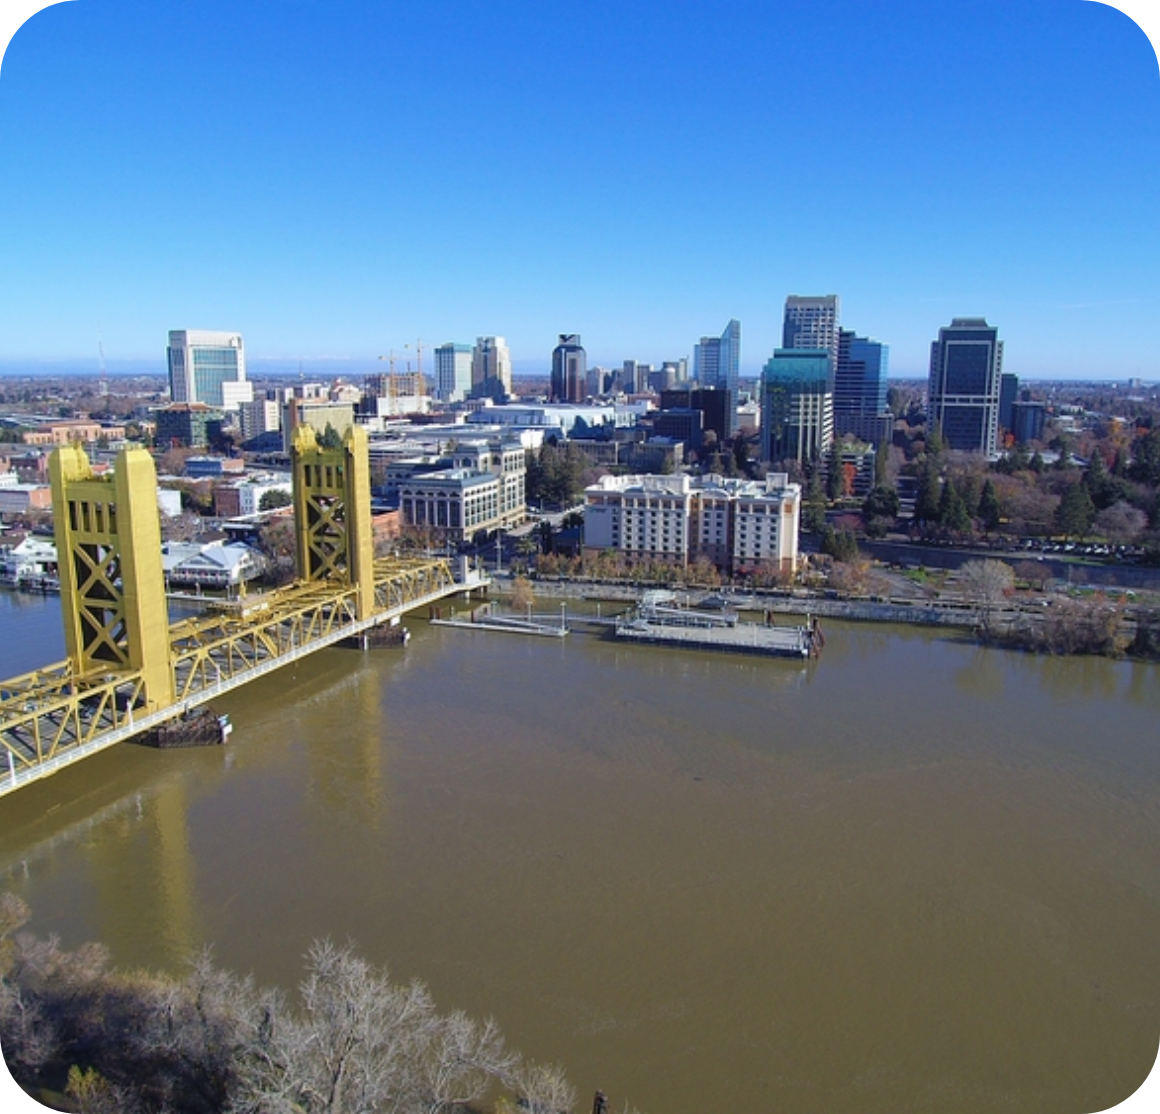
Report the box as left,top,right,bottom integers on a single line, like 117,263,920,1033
1,591,1158,1113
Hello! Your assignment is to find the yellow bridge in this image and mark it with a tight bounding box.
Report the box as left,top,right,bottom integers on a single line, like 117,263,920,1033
0,425,485,797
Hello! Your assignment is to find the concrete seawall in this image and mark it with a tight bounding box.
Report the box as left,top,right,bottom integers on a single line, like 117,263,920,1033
491,577,984,628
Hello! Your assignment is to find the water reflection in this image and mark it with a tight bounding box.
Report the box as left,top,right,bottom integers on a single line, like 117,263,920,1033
1029,652,1123,701
0,599,1158,1114
1125,661,1160,710
954,646,1006,700
304,656,390,831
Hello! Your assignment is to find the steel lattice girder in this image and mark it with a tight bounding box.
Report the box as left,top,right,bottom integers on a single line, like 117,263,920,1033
0,672,145,769
1,556,459,778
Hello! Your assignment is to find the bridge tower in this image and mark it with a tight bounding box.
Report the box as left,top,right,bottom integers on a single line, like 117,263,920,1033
49,444,175,711
290,423,376,620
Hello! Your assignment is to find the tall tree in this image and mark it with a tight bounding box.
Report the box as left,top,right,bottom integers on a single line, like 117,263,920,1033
938,481,972,535
1054,481,1096,539
1130,428,1160,486
824,439,843,501
802,472,827,533
318,422,343,450
923,424,945,464
732,436,751,477
915,463,942,525
977,479,1001,533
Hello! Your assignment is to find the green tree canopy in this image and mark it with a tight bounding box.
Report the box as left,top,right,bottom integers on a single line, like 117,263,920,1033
824,439,843,501
977,479,1001,532
802,472,827,533
318,422,343,449
915,463,942,525
862,484,900,522
938,480,972,535
259,488,292,512
1054,481,1096,539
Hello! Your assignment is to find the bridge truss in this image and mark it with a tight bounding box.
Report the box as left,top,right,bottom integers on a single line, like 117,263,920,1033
0,421,481,798
0,556,463,795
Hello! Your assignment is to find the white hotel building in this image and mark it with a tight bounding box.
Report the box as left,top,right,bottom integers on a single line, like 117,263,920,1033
584,473,801,574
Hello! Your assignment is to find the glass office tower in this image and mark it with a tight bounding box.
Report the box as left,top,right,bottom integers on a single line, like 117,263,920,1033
927,317,1003,454
760,349,833,465
167,330,252,411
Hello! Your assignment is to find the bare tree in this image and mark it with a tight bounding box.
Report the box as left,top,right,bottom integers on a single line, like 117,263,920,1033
65,1064,145,1114
1094,501,1147,545
0,899,611,1114
1013,560,1050,592
162,510,205,543
509,1061,576,1114
510,575,536,616
418,1010,519,1114
231,938,440,1114
958,559,1014,640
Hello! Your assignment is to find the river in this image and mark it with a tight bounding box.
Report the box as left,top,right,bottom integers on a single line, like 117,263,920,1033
0,589,1158,1113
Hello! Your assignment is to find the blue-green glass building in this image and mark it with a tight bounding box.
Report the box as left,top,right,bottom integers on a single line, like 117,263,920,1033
760,349,833,465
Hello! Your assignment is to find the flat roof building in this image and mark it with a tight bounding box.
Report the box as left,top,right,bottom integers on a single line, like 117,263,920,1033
760,349,833,465
167,330,253,411
928,317,1003,454
584,472,801,574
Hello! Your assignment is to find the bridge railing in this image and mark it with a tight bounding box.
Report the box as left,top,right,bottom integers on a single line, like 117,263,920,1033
1,669,146,774
0,556,470,792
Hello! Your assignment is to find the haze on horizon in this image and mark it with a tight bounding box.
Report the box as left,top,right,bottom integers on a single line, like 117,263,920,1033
0,0,1158,382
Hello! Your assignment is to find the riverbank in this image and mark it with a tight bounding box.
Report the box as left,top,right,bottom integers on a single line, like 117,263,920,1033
2,591,1158,1114
488,574,1160,660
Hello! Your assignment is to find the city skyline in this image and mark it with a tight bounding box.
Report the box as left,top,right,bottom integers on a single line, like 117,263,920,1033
0,1,1158,381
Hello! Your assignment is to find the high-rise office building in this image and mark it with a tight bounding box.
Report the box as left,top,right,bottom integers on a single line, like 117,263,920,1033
927,317,1003,454
760,349,833,465
622,360,652,394
999,373,1019,435
1010,399,1046,445
434,343,474,402
694,319,741,395
660,387,737,443
167,330,253,411
471,336,512,402
834,329,891,446
782,297,840,375
551,334,587,403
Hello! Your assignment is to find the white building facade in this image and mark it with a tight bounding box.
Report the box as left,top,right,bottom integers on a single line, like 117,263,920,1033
434,343,474,402
584,473,801,574
167,330,254,411
396,436,527,543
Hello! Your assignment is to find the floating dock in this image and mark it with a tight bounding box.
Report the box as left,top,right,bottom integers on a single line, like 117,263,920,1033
611,591,821,658
430,608,569,638
614,617,817,657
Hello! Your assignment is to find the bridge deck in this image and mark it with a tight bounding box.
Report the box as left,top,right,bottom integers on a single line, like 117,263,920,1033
0,558,486,798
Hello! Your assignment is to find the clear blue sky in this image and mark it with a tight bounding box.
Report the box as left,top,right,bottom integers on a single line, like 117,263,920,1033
0,0,1157,380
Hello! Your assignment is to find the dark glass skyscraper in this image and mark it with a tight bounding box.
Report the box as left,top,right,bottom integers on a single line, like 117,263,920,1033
835,329,888,418
551,334,587,403
927,317,1003,454
834,329,891,447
